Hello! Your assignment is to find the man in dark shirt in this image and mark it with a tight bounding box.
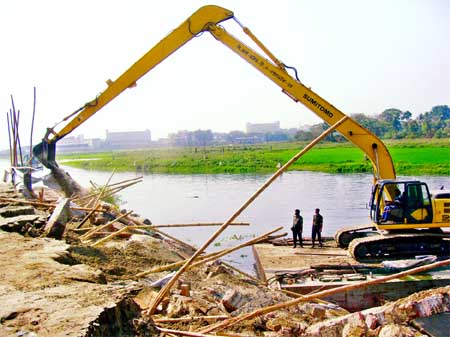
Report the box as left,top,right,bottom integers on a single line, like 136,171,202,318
291,209,303,248
312,208,323,248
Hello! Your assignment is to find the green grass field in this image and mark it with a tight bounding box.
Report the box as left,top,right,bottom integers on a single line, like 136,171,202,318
59,139,450,176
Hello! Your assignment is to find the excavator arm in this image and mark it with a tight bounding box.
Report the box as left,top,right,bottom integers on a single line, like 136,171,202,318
34,4,395,183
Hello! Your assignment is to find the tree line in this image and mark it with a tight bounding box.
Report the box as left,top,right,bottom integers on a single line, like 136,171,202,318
295,105,450,141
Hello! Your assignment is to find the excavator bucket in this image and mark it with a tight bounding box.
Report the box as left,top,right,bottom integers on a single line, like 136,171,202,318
32,140,87,197
33,140,57,169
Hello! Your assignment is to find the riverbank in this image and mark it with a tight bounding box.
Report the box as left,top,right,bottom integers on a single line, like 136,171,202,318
1,180,450,337
59,139,450,176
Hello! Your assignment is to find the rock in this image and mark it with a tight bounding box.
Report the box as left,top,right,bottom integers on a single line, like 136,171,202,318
341,312,367,337
378,323,424,337
221,289,247,312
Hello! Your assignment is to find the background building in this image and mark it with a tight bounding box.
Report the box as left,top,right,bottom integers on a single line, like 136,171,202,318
104,129,152,149
246,121,281,134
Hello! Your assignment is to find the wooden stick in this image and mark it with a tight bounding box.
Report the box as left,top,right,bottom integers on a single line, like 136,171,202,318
89,169,116,209
220,261,265,285
154,315,228,323
149,223,250,228
80,210,133,241
136,251,220,277
30,87,36,159
147,117,348,314
199,258,450,333
91,226,130,247
73,178,142,203
144,226,198,252
188,227,283,270
75,204,101,229
0,197,104,212
136,227,282,278
157,327,222,337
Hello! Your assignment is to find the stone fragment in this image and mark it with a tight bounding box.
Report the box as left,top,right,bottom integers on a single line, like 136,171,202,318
378,323,424,337
221,289,247,313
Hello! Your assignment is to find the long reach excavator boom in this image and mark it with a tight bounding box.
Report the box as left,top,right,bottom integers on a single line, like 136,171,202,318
33,5,449,260
33,5,395,183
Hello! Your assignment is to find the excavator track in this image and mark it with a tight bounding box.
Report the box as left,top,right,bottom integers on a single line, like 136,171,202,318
348,232,450,262
334,224,377,248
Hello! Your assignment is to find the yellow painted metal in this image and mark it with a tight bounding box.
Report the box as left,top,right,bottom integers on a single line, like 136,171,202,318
50,5,234,143
207,24,395,182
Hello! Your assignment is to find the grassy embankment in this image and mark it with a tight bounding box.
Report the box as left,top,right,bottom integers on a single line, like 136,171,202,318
59,138,450,176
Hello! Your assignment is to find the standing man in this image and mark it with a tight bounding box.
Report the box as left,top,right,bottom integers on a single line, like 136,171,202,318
312,208,323,248
291,209,303,248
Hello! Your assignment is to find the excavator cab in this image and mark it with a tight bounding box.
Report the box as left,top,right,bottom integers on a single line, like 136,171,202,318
370,180,434,226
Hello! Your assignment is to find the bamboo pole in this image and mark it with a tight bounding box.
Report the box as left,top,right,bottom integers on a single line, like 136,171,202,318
0,197,104,212
75,204,101,229
188,227,283,271
199,258,450,333
149,223,250,228
30,87,36,159
220,261,265,285
74,178,142,204
6,112,13,168
157,327,220,337
147,117,348,314
73,223,249,231
149,227,198,252
154,315,228,323
136,227,282,278
86,169,116,209
91,225,130,247
80,210,133,241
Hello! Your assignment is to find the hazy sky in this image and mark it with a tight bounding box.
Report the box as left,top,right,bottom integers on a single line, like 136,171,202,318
1,0,449,150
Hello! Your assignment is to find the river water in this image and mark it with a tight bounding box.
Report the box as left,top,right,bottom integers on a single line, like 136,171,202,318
1,158,448,272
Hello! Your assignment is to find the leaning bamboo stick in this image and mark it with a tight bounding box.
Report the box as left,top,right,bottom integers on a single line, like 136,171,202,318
148,223,250,228
157,327,219,337
220,261,265,285
91,226,130,247
136,227,282,278
72,223,249,231
80,210,133,241
154,315,228,323
85,169,115,209
188,227,283,271
99,180,142,200
144,226,198,252
75,204,101,229
147,117,348,315
0,197,104,212
199,258,450,333
74,178,142,204
136,251,221,277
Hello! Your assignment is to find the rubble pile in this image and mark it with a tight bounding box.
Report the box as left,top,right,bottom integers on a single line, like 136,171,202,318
1,182,449,337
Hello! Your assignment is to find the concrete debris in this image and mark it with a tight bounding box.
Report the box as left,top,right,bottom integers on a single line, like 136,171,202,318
43,197,71,239
303,286,450,337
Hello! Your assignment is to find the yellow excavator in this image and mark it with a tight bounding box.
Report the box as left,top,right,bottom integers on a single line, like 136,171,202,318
33,5,450,260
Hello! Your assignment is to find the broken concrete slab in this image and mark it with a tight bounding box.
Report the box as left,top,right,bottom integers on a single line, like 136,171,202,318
0,205,35,217
44,198,71,239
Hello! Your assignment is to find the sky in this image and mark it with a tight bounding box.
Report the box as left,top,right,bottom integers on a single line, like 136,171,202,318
1,0,449,151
